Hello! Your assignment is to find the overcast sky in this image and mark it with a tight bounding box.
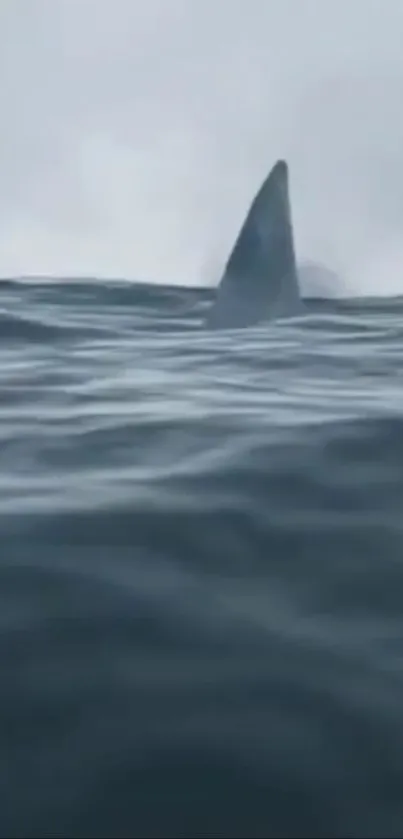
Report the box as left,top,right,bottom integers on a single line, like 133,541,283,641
1,0,403,293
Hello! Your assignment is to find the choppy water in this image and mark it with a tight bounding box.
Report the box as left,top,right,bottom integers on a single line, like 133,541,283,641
1,278,403,838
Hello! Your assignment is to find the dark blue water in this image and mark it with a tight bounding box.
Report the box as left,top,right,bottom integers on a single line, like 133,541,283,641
1,279,403,838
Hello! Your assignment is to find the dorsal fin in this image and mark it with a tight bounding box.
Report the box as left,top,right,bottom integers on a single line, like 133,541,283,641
206,160,302,329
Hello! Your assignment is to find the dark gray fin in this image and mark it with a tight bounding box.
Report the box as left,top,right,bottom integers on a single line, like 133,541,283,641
205,160,302,329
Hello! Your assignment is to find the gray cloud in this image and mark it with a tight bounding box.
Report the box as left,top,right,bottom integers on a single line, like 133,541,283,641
1,0,403,293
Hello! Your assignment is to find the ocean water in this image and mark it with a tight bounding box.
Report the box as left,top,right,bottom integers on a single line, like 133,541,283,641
1,278,403,838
